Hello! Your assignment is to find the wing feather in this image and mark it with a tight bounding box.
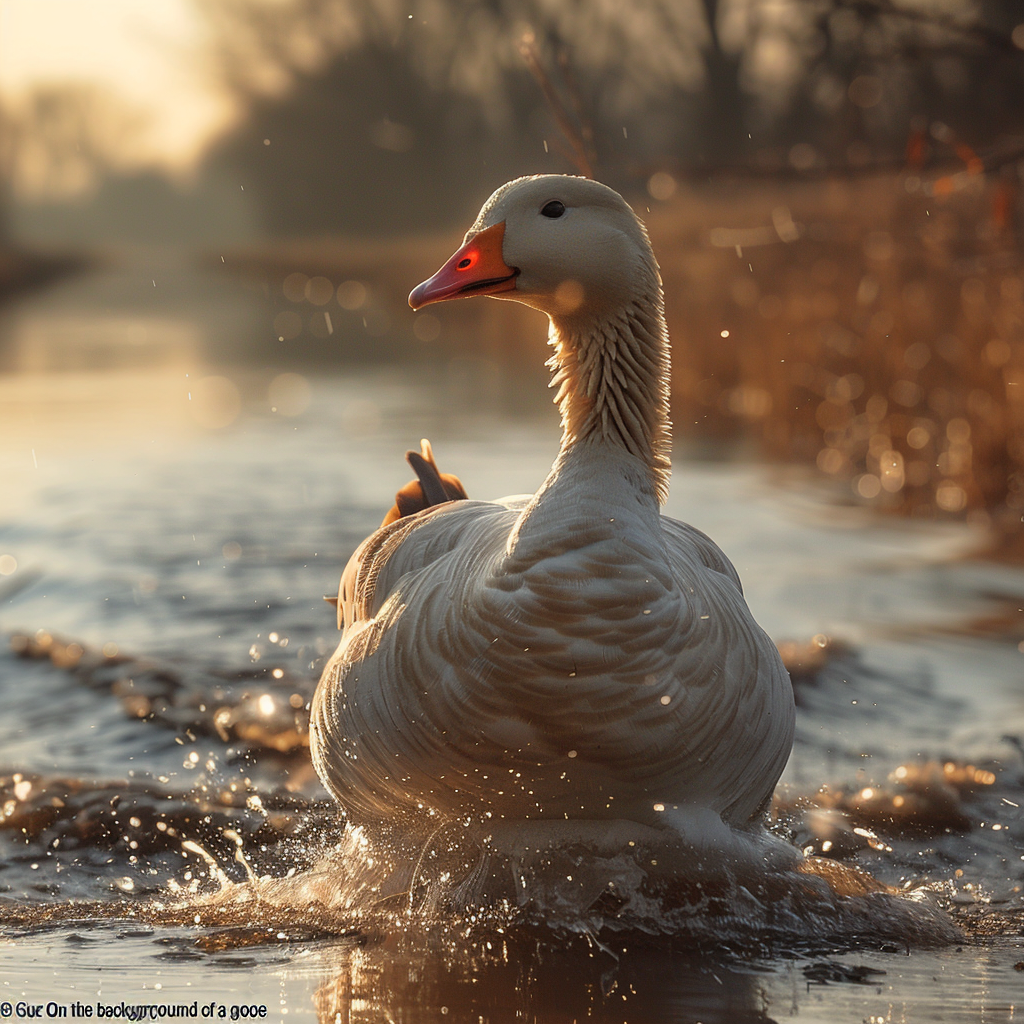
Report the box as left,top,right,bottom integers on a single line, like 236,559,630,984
313,498,793,828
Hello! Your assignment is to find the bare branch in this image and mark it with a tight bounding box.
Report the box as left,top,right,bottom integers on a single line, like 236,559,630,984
556,43,597,173
842,0,1023,56
518,33,595,179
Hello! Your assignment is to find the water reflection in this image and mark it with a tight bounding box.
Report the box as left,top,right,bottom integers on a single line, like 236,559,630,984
7,312,199,373
312,942,774,1024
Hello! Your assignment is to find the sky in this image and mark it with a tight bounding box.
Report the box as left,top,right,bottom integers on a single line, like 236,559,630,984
0,0,233,173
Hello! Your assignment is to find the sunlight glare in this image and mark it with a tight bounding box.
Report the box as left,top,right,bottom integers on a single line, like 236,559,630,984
0,0,235,177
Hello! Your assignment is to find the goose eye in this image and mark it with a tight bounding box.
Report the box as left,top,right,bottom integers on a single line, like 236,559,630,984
541,200,565,219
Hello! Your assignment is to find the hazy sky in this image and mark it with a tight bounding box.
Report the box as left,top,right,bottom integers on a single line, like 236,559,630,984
0,0,232,170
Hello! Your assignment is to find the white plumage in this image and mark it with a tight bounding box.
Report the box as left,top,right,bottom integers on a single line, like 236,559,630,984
311,175,794,841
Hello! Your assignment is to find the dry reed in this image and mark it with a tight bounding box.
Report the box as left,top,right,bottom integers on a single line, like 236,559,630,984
648,170,1023,534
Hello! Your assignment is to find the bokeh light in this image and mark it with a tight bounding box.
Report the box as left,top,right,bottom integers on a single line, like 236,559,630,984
268,372,311,416
189,376,241,430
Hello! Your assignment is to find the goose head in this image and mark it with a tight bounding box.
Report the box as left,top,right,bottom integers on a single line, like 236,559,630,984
410,175,672,500
409,175,660,323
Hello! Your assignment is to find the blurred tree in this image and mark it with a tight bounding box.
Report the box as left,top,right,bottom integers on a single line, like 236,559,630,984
746,0,1024,169
197,0,1024,235
200,0,709,128
0,88,143,296
1,85,262,249
0,102,15,244
198,0,710,233
204,41,544,236
6,85,148,202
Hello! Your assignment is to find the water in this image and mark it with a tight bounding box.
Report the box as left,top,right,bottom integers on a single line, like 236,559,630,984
2,260,1024,1021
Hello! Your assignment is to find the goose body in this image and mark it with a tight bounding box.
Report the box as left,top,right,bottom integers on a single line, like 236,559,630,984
311,176,794,840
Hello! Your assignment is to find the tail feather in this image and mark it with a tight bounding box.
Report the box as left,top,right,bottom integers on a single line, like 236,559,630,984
380,439,468,527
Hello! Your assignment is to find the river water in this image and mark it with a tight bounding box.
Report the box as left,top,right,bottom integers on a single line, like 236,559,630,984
1,256,1024,1022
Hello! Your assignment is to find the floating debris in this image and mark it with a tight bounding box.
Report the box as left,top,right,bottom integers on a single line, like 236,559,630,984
9,631,314,753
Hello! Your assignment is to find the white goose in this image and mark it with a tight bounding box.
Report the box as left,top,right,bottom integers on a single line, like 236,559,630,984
311,175,794,847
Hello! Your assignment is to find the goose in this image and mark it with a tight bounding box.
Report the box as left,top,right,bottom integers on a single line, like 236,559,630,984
310,175,794,852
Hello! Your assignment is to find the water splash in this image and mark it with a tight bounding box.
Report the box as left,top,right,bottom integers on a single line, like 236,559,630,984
2,630,1020,957
0,795,964,955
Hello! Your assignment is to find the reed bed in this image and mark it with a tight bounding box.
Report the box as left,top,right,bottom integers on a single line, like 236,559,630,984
650,171,1024,535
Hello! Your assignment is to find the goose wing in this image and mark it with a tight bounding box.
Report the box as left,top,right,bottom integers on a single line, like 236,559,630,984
650,515,794,823
313,495,532,819
659,517,743,593
314,499,792,828
336,495,529,631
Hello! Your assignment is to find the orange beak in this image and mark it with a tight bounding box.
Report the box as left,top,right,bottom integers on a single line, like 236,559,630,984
408,222,518,309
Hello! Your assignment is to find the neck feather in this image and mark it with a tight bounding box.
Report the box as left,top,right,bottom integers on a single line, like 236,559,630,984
547,291,672,503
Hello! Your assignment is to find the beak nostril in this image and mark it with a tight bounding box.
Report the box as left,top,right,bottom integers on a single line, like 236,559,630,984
409,221,513,308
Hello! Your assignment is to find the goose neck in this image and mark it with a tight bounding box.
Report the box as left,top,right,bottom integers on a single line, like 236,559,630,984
547,296,672,504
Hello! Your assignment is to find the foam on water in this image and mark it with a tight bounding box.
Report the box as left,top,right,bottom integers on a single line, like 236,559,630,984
0,789,964,956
